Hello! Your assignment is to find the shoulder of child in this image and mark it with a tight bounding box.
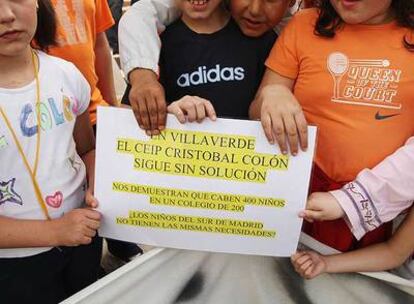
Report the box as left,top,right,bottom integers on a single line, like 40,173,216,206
277,8,318,38
38,51,83,79
38,51,91,114
288,8,319,28
294,7,319,19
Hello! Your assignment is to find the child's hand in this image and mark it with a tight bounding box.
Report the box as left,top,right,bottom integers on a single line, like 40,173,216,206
291,251,327,279
255,84,307,155
85,187,98,208
168,95,217,123
53,209,101,246
129,69,166,136
299,192,345,222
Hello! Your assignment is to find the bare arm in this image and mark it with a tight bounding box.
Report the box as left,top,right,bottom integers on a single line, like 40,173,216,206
0,217,59,248
0,206,101,248
249,69,307,155
73,110,98,208
292,209,414,278
95,32,118,106
325,209,414,273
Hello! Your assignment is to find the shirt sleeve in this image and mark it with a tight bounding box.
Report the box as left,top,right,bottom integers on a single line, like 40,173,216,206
65,62,91,115
118,0,181,77
330,137,414,240
76,68,92,115
95,0,115,34
265,12,300,80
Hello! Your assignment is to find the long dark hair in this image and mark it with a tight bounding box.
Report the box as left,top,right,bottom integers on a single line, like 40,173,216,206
33,0,57,50
314,0,414,51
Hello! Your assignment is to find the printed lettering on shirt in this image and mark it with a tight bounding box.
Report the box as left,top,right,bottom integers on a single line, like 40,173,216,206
0,178,23,206
54,0,87,46
20,91,80,137
341,180,382,232
177,65,245,87
327,52,402,110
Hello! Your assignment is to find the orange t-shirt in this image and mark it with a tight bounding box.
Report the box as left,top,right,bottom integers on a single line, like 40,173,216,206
48,0,114,124
266,9,414,182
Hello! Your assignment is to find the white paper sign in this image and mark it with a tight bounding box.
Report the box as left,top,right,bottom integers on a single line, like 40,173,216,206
95,107,316,256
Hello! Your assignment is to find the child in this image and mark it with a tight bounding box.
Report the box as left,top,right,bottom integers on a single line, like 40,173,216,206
250,0,414,252
0,0,101,302
119,0,295,134
122,0,278,122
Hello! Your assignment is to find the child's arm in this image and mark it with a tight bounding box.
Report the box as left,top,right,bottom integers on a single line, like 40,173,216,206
299,192,345,222
0,209,100,248
292,209,414,279
0,217,57,247
167,96,216,123
249,69,308,156
119,0,179,76
73,111,98,208
128,69,166,136
95,32,118,107
301,137,414,239
119,0,180,134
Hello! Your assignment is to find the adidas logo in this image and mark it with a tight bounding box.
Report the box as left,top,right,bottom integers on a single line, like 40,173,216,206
177,64,245,87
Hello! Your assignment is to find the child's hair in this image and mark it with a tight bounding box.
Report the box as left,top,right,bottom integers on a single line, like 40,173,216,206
34,0,57,50
313,0,414,51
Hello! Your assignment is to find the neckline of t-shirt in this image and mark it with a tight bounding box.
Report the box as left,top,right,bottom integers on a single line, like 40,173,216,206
179,17,234,38
0,50,44,94
343,20,399,31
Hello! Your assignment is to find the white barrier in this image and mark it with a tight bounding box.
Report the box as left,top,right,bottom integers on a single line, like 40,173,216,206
62,241,413,303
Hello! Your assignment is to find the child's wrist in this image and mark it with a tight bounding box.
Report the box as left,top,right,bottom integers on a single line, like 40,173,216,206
324,256,334,274
47,218,62,247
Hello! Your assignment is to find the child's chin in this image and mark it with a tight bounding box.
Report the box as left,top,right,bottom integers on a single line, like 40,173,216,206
239,23,266,38
0,43,30,58
186,11,213,19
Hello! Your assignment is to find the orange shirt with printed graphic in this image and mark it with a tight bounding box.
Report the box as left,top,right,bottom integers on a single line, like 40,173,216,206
266,9,414,183
48,0,114,124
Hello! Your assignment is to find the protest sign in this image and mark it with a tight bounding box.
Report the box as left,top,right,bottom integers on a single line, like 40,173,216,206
95,107,316,256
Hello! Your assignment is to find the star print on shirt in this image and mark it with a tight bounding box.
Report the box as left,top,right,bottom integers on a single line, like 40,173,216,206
0,178,23,206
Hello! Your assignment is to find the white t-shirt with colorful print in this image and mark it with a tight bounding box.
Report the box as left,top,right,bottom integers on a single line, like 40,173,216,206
0,51,90,258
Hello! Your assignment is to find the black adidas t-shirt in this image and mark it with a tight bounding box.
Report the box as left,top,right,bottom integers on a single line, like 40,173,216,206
123,18,276,119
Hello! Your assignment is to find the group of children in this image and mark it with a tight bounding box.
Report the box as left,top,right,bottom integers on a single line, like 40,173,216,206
1,0,414,302
121,0,414,281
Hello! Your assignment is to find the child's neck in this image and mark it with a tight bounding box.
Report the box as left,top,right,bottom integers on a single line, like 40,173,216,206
0,47,35,89
181,6,230,34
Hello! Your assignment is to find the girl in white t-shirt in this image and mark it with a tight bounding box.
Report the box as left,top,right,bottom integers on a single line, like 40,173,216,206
0,0,101,302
